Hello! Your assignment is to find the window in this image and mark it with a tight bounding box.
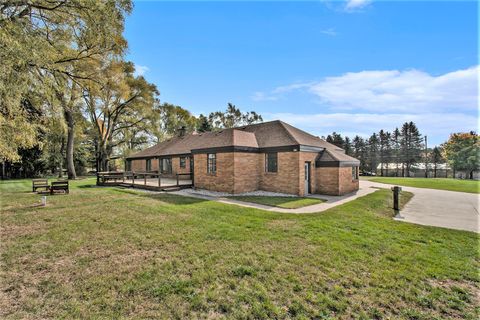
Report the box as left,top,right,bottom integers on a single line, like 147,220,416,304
146,159,152,171
160,158,172,174
207,153,216,174
265,153,278,173
180,156,186,168
352,166,359,180
125,160,132,171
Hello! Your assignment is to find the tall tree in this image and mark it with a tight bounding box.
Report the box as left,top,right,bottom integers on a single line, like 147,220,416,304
83,61,158,172
197,114,212,132
391,128,401,176
343,136,352,156
431,146,444,178
367,133,379,174
352,135,367,172
326,132,345,149
208,103,262,129
0,0,132,162
400,122,423,177
442,132,479,179
153,103,198,141
378,130,391,176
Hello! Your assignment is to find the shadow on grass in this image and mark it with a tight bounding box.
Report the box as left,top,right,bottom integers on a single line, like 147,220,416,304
111,188,209,205
227,196,324,209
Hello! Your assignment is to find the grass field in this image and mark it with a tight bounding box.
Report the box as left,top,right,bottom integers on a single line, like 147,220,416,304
226,196,324,209
367,177,480,194
1,178,479,319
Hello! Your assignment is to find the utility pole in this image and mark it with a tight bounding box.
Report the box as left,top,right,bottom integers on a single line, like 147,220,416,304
424,136,428,178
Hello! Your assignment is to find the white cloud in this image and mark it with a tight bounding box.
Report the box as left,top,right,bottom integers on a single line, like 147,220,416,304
263,112,478,145
320,28,338,36
251,91,278,101
345,0,372,10
134,64,149,77
253,66,479,113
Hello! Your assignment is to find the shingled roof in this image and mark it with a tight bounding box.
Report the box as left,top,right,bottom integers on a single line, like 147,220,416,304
127,120,342,159
315,149,360,167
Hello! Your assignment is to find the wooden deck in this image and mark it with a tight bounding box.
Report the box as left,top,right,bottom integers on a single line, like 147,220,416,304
97,171,193,191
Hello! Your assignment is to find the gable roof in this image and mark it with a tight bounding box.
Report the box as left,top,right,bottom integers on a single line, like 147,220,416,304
127,120,343,159
316,149,360,166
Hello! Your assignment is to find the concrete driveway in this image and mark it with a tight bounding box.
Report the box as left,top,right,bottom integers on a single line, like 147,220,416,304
363,180,479,233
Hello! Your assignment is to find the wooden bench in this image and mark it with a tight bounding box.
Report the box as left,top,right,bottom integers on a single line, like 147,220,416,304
32,179,49,192
50,180,69,195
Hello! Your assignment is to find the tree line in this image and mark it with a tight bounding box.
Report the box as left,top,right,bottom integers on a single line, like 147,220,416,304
325,123,479,179
0,2,262,179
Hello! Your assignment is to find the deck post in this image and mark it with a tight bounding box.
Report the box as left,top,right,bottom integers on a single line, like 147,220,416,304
144,173,147,185
122,172,125,183
158,158,162,188
176,173,179,186
132,171,135,187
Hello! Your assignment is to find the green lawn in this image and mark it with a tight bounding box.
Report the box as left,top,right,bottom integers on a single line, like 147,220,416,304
1,179,479,319
227,196,324,209
366,177,480,194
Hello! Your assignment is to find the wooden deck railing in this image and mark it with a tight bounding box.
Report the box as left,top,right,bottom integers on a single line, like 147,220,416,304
96,171,193,190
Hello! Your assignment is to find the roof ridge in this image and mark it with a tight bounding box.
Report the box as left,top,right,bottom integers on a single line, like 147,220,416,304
280,120,323,140
277,121,300,145
227,119,281,131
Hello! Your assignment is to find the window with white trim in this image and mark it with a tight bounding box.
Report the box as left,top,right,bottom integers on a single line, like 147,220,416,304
207,153,216,174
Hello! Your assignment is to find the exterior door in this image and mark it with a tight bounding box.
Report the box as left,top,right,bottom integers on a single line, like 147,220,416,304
304,162,310,194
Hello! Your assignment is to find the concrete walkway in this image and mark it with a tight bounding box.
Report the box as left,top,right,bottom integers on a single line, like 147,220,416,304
172,181,479,233
172,183,379,214
363,180,479,233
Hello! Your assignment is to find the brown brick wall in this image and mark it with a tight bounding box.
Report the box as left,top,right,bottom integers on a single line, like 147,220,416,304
339,166,359,194
131,159,145,171
258,152,300,195
233,152,260,193
315,166,359,195
315,167,340,195
193,153,235,193
171,156,192,179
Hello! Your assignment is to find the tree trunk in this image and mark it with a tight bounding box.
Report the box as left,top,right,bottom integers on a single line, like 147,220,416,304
58,137,65,178
433,164,437,178
64,109,76,179
470,170,474,180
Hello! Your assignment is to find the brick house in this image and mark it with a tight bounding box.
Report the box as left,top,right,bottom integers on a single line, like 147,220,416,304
126,120,360,196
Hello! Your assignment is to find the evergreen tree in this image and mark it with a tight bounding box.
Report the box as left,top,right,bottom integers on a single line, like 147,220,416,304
432,146,444,178
378,130,391,176
352,135,367,172
400,122,423,177
326,132,345,149
197,114,212,132
391,128,401,176
208,103,262,129
367,133,380,174
343,137,352,156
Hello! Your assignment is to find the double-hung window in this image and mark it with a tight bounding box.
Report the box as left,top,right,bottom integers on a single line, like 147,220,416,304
125,160,132,171
180,156,186,168
207,153,216,174
146,159,152,171
265,153,278,173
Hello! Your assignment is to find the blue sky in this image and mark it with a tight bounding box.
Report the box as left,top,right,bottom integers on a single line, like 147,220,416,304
124,0,478,145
